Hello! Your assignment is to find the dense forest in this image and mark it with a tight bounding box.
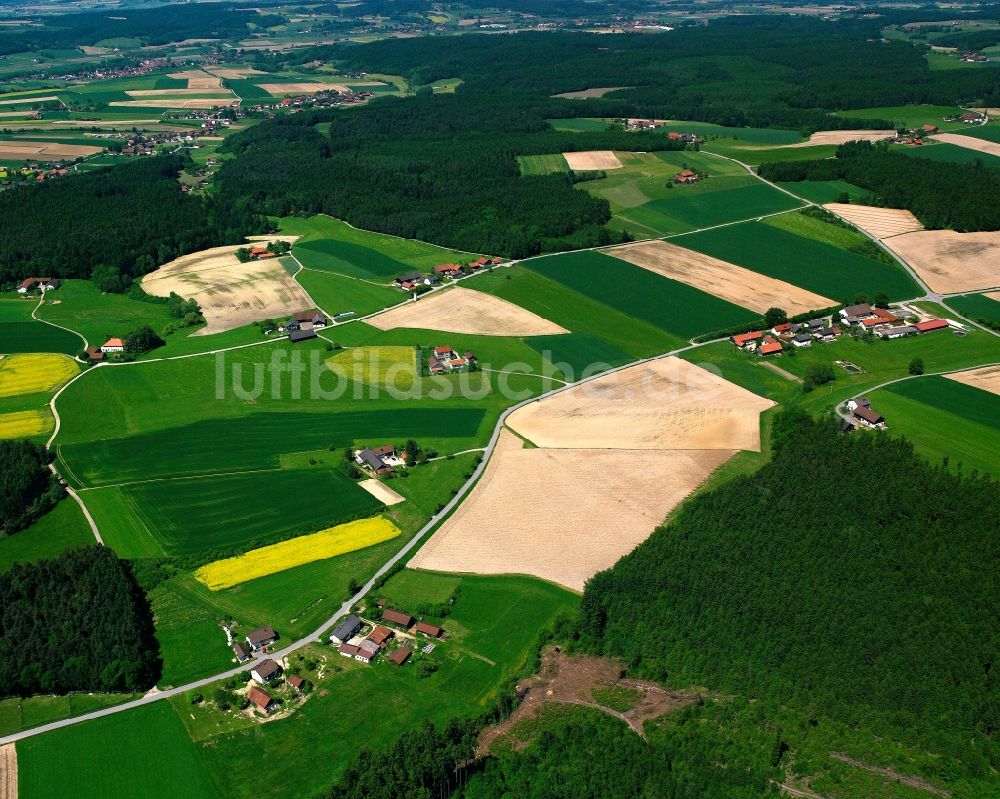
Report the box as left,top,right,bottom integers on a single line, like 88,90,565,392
218,93,681,256
0,4,283,55
759,141,1000,230
0,547,160,696
0,155,263,285
0,439,61,533
579,412,999,770
292,20,1000,129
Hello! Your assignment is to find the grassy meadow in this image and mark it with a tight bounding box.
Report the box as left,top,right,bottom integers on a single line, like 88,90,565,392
872,376,1000,476
946,293,1000,326
0,499,94,574
566,150,802,238
287,215,481,281
295,268,401,318
0,296,82,355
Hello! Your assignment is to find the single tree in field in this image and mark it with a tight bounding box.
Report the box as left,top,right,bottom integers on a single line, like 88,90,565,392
873,292,890,309
764,307,788,328
405,439,420,463
909,357,925,376
854,292,869,305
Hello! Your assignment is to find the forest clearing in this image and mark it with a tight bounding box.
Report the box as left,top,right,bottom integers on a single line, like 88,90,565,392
141,240,308,334
409,428,733,591
368,286,568,336
506,356,775,451
602,239,833,315
563,150,623,170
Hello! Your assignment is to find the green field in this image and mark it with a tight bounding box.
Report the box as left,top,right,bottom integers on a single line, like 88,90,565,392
518,153,569,175
524,331,632,376
897,141,1000,169
676,219,922,303
469,267,683,359
775,180,869,205
0,298,83,355
0,692,136,738
525,250,760,340
873,375,1000,476
287,215,480,280
548,118,803,145
86,468,382,557
295,268,401,318
17,701,221,799
831,104,966,129
58,407,486,486
0,499,94,574
946,293,1000,326
955,123,1000,144
35,280,176,349
569,151,802,237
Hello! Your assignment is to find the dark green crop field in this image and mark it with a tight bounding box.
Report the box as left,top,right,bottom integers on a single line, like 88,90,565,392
676,221,922,302
947,293,1000,326
525,250,759,339
58,408,486,487
524,331,632,376
91,468,382,557
294,238,414,279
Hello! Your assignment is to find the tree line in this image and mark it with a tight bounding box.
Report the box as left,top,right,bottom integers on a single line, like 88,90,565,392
0,155,264,286
0,439,62,534
759,140,1000,230
0,547,160,697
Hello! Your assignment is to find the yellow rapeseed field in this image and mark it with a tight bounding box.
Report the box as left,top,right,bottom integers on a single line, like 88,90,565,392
0,409,49,439
195,516,402,591
0,353,79,398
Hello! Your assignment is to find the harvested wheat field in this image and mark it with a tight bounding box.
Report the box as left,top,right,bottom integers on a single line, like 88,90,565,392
369,286,568,336
782,129,894,148
823,203,925,239
260,82,349,95
930,132,1000,158
141,239,308,334
409,429,733,591
206,66,266,79
125,88,234,98
358,479,406,505
563,150,623,170
0,140,102,159
0,95,58,106
0,744,15,799
507,356,775,451
110,98,238,109
888,230,1000,293
603,239,833,315
168,69,223,89
945,364,1000,397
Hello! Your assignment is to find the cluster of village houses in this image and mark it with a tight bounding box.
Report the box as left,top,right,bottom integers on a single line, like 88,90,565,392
731,301,954,359
278,309,328,343
228,626,308,716
17,277,61,294
393,257,505,291
329,606,443,668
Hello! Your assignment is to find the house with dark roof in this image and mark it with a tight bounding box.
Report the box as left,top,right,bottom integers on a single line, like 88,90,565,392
355,447,392,476
876,325,917,339
791,333,813,348
394,272,423,287
251,658,282,684
288,328,317,343
246,625,278,651
233,642,251,663
329,614,362,645
381,608,413,628
840,303,873,322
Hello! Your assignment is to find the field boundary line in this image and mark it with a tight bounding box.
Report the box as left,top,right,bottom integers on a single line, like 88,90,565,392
78,465,285,492
30,295,88,358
